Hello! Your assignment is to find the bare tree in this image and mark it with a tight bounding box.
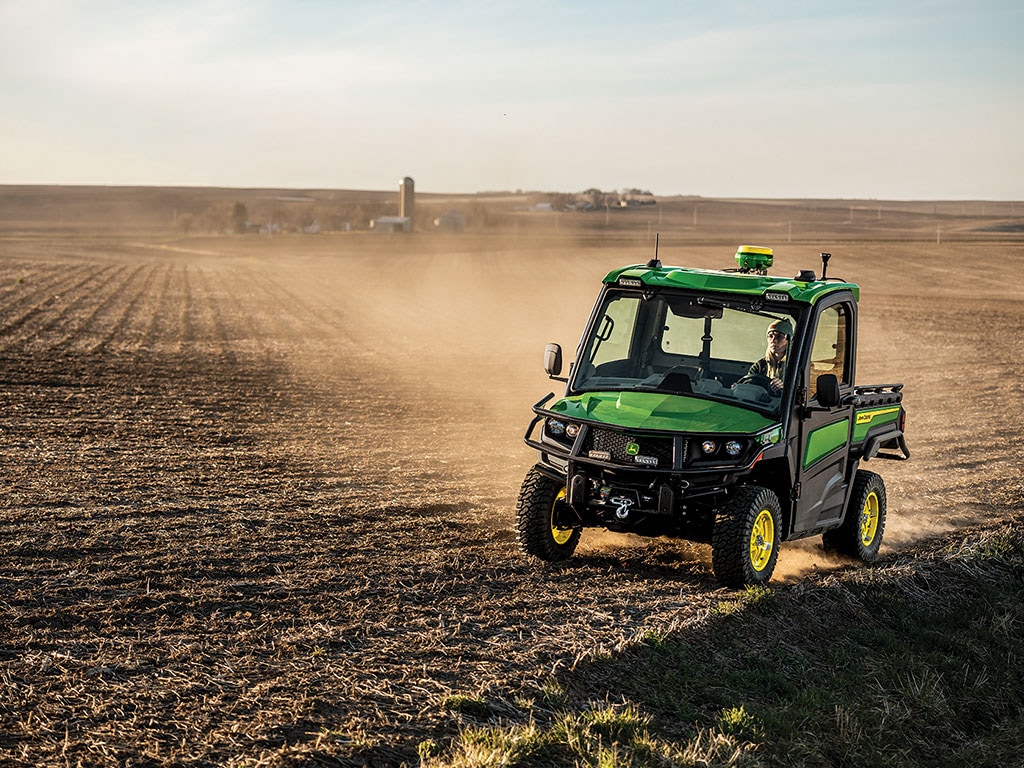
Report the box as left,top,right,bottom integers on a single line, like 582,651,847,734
200,204,229,234
232,202,248,234
583,188,604,210
177,212,194,236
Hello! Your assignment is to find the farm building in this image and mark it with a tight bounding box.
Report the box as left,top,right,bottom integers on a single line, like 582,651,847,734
371,216,412,233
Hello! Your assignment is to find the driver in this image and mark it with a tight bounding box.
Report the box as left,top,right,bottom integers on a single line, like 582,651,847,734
748,319,793,392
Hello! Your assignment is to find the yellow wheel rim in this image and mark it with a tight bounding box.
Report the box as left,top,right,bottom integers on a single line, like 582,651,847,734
749,509,775,572
860,491,880,547
551,488,574,545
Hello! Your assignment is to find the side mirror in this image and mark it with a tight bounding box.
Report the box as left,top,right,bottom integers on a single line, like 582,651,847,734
543,343,563,377
816,374,841,408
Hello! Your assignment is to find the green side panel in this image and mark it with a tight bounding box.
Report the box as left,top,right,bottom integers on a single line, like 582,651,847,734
548,391,774,433
603,264,859,303
852,406,901,442
803,419,850,469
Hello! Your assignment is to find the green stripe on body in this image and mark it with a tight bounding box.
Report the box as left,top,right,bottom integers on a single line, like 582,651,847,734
804,420,850,469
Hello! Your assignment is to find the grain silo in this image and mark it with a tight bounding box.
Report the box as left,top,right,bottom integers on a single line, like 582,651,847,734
399,177,414,228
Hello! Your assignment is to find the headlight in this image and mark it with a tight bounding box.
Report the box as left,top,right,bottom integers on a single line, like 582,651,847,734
725,440,744,457
546,419,566,437
701,440,717,455
565,423,581,438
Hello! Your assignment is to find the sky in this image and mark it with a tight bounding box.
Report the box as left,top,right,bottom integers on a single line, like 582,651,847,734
1,0,1022,199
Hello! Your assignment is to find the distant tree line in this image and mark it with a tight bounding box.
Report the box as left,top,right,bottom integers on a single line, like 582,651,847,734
177,187,653,235
181,199,503,235
191,200,398,234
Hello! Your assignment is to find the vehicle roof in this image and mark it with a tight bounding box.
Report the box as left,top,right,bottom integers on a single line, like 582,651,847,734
603,263,860,303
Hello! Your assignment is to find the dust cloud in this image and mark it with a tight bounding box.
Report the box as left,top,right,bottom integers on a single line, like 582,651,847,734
261,231,1024,570
5,187,1021,575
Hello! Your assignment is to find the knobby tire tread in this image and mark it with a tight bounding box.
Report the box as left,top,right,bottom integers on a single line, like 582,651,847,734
711,485,781,588
823,469,886,561
515,466,578,561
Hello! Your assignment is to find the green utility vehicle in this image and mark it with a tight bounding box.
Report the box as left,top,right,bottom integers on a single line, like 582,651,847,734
517,247,909,587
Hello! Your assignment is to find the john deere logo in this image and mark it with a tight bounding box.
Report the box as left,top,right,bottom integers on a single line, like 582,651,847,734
626,442,640,456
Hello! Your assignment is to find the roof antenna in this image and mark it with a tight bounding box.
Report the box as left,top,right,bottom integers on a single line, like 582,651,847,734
821,252,831,280
647,233,661,268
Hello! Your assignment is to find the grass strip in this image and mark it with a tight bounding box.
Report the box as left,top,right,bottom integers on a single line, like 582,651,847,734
426,517,1024,767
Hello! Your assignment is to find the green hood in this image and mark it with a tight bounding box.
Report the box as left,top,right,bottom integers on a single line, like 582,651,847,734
549,391,774,434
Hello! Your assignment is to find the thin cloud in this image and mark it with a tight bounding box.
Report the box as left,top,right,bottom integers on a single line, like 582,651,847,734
0,0,1020,196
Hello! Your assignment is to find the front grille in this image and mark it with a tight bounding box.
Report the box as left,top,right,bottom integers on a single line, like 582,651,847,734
582,427,676,467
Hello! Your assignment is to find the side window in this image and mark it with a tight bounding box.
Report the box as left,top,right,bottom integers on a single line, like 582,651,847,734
808,304,850,399
589,296,640,369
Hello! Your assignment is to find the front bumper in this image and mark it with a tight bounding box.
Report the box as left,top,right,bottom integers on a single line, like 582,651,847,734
523,394,772,539
524,394,768,477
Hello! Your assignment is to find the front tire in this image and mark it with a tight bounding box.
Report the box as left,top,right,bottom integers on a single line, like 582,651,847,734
823,470,886,561
515,467,580,561
711,486,782,588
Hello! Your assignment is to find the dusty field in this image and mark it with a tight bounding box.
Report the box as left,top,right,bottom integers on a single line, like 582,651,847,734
1,199,1023,765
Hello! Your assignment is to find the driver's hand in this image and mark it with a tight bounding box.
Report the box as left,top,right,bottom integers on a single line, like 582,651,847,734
770,377,784,391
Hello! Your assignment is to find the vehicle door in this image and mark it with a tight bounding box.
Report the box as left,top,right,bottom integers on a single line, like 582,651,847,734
792,296,856,533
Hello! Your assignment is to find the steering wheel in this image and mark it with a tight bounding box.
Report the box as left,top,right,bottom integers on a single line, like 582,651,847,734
735,373,775,394
664,364,703,380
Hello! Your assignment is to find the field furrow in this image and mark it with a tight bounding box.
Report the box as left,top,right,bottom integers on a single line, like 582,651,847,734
1,221,1022,767
30,262,126,352
176,263,193,351
85,261,163,354
50,261,150,354
0,260,95,350
140,263,182,352
239,263,361,347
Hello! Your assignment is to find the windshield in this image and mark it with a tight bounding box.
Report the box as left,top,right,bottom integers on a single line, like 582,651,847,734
572,290,799,415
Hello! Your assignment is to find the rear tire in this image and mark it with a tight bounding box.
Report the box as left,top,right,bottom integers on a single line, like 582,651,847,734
711,486,782,588
515,467,580,561
823,470,886,561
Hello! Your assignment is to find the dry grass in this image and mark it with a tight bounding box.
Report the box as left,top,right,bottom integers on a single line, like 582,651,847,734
426,519,1024,767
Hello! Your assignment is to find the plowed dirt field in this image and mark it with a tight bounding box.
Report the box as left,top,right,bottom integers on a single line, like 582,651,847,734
2,225,1022,766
